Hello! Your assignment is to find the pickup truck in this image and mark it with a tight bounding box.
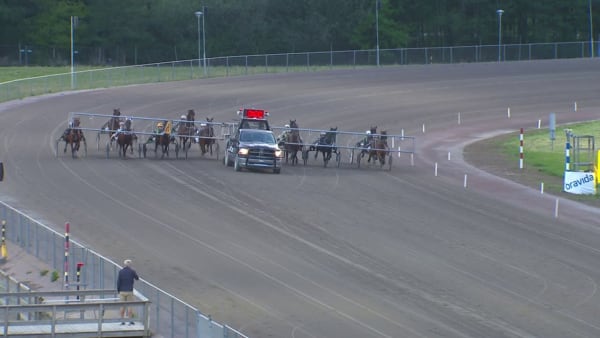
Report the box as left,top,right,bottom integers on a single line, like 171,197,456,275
223,128,283,174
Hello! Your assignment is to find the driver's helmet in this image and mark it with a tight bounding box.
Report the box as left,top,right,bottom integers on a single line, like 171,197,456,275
180,114,186,120
284,124,290,129
365,130,371,135
157,122,164,128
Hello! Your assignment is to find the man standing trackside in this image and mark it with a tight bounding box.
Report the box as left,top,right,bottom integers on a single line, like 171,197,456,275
117,259,139,325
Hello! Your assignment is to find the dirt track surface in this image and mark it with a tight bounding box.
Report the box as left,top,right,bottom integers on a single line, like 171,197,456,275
2,59,600,338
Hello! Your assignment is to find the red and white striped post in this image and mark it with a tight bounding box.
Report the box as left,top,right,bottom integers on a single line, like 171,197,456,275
519,128,524,169
64,222,70,289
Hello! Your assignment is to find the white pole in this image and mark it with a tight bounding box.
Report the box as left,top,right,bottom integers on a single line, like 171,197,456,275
574,102,578,112
458,112,461,125
590,0,594,58
537,119,541,129
540,182,544,194
422,123,426,133
70,16,74,89
463,174,468,188
434,162,438,176
202,9,207,76
397,146,401,158
554,198,559,218
401,128,404,140
375,0,380,67
507,107,511,119
410,153,414,166
448,151,451,161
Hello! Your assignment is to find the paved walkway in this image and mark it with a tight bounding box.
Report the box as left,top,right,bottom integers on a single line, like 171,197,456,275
0,242,61,292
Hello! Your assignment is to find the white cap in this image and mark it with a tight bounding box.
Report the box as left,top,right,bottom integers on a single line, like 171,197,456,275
123,259,132,266
284,124,290,128
366,130,371,134
181,115,186,120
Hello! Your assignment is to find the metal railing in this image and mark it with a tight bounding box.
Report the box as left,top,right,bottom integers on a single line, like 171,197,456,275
0,201,247,338
0,41,596,104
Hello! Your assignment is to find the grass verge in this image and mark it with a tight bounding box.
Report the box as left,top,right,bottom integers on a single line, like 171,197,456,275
464,121,600,207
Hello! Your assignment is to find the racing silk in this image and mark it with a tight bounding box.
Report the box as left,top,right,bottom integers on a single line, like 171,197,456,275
164,121,172,134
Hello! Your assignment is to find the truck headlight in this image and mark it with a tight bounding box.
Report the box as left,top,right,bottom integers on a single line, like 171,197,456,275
238,148,249,156
275,149,284,158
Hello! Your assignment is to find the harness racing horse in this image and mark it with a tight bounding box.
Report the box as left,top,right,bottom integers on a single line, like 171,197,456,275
284,120,302,165
197,117,215,156
155,122,171,159
178,109,196,155
116,119,136,158
311,127,338,167
356,126,377,160
61,118,86,158
367,130,389,167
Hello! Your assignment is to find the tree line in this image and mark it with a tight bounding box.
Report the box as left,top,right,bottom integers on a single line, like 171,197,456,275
0,0,597,66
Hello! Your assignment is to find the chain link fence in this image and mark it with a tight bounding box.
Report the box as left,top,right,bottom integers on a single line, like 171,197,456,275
0,201,247,338
1,41,597,105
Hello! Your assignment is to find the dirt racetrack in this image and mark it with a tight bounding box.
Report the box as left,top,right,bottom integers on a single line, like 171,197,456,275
2,59,600,338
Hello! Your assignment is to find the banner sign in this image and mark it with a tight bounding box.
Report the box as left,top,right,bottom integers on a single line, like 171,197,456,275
564,171,596,195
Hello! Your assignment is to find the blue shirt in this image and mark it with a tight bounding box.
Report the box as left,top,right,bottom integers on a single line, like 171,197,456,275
117,266,139,292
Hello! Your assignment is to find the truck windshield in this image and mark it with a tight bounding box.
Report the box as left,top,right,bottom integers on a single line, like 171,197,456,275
240,131,275,144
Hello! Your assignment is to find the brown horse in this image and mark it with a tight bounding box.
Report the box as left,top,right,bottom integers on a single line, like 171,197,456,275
116,119,136,158
178,109,196,153
367,130,388,166
62,118,86,158
198,117,215,156
154,123,171,159
284,119,302,165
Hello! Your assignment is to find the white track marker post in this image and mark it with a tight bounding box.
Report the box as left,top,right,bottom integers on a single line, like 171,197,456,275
537,119,541,129
434,162,438,176
554,198,559,218
574,102,577,112
507,107,511,119
464,174,468,188
410,153,414,166
401,129,404,140
540,182,544,194
398,146,401,158
519,128,524,169
448,151,451,161
458,112,461,125
422,123,426,133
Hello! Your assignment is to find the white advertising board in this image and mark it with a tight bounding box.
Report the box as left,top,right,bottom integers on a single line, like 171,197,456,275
564,171,596,195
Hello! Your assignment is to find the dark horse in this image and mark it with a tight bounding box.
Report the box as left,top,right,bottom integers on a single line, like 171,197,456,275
155,121,171,158
106,108,122,147
367,130,388,166
284,120,302,165
178,109,196,153
310,127,338,167
197,117,215,156
116,119,136,158
61,118,86,158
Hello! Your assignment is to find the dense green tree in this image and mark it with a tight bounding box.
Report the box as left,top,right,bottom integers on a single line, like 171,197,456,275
0,0,598,65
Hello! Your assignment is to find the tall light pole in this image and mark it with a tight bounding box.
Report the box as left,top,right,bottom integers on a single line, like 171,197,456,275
589,0,594,58
496,9,504,62
70,16,78,89
195,9,207,76
375,0,381,66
